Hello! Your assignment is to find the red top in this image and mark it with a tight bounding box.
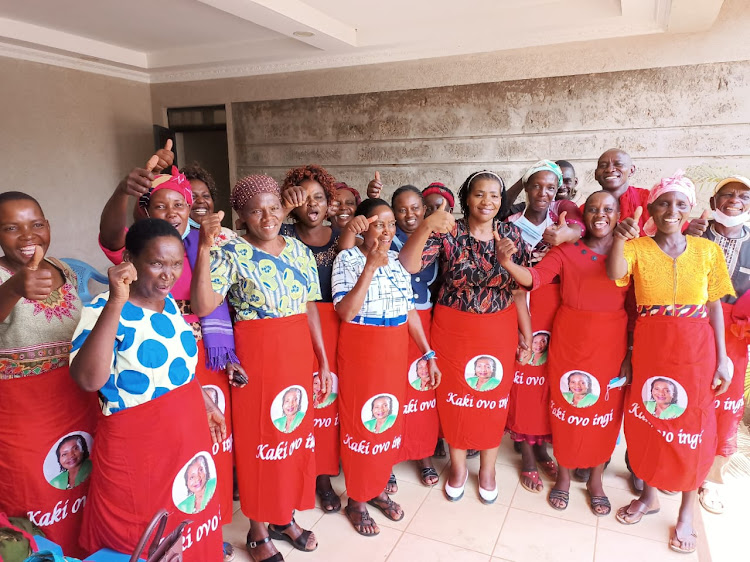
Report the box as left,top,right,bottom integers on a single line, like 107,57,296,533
530,241,628,311
580,186,651,236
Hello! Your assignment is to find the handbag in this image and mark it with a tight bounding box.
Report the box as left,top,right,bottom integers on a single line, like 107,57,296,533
129,511,190,562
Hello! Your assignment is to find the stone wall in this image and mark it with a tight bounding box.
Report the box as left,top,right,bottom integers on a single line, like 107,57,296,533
232,60,750,210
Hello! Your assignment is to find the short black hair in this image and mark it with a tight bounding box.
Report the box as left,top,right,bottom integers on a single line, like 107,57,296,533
355,198,391,218
391,185,423,208
584,190,620,210
125,218,182,257
0,191,43,212
181,163,217,199
555,160,575,172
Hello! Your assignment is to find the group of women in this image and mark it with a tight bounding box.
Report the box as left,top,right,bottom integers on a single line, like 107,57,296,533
0,142,747,561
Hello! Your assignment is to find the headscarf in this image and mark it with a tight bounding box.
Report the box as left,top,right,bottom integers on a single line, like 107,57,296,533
713,175,750,196
230,175,280,212
422,182,455,209
138,166,194,209
642,170,696,236
334,182,361,206
522,160,563,187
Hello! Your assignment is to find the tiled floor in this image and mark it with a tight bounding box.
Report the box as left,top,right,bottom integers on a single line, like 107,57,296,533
223,437,743,561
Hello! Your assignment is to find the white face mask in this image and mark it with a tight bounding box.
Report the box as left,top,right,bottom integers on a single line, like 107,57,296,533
712,209,750,227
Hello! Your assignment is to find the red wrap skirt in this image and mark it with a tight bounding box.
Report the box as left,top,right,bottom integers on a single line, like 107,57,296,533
0,367,97,557
506,284,560,441
338,322,408,502
312,303,341,476
80,381,223,561
548,306,627,468
625,315,717,491
195,341,233,524
398,308,439,462
432,304,517,451
232,315,315,524
715,302,748,456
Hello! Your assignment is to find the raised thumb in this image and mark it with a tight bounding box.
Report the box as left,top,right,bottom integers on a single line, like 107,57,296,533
493,230,501,241
217,210,225,222
27,245,44,271
367,215,379,224
164,139,173,151
633,206,643,222
374,171,381,184
557,211,567,226
145,154,159,172
700,209,710,220
437,196,448,211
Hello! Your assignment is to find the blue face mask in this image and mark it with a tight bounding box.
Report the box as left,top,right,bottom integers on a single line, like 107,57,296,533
188,218,201,230
181,222,191,240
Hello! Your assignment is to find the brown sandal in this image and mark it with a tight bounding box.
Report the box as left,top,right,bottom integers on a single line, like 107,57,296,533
367,496,405,521
345,505,380,537
615,500,660,525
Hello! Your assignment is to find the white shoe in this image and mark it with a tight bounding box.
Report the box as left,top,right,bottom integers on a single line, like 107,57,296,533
479,481,498,505
444,469,469,502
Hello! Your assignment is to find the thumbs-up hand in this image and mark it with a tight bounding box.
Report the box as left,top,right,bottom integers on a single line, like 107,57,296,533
12,245,53,301
364,237,390,271
282,185,307,210
542,211,577,246
199,211,225,248
347,214,378,236
423,205,455,234
367,171,383,199
150,139,174,174
119,167,154,198
614,206,642,241
108,262,137,305
327,198,341,218
494,231,518,266
685,208,711,237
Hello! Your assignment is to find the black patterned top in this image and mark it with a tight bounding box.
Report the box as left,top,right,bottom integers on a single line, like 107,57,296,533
280,223,341,302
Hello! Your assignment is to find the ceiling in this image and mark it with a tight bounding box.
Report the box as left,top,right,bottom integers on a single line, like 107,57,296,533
0,0,725,83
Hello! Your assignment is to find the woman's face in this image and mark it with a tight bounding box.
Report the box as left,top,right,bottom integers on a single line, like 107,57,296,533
424,193,450,217
186,462,207,494
467,179,502,223
0,199,50,269
362,206,396,249
283,390,300,416
393,191,425,235
372,397,390,419
128,236,185,301
647,191,691,234
240,192,284,243
712,182,750,215
532,334,549,353
569,374,588,396
417,360,430,380
312,375,321,395
189,179,214,225
58,440,83,470
147,190,190,236
332,188,358,229
294,180,328,228
583,192,619,239
475,358,493,381
525,171,558,214
652,381,673,405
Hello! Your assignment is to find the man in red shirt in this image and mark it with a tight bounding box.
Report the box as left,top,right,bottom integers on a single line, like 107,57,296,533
594,148,651,234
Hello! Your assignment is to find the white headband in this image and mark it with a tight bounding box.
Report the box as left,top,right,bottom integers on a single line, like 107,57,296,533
466,171,504,189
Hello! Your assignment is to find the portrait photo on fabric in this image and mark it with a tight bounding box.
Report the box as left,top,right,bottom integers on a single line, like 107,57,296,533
43,431,94,490
560,370,601,408
271,385,309,433
313,371,338,409
408,357,433,392
202,384,226,414
361,393,399,434
172,452,217,515
641,376,688,420
529,331,551,366
464,355,503,392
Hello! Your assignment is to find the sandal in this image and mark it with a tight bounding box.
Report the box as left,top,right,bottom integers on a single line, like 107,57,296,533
548,488,569,511
588,494,611,517
367,496,405,522
267,519,317,552
573,468,591,482
223,542,235,562
433,439,447,458
317,488,341,513
467,449,480,459
520,470,543,493
698,483,725,514
246,534,283,562
537,460,558,480
345,505,380,537
386,472,398,494
421,467,439,487
669,527,698,554
615,500,660,525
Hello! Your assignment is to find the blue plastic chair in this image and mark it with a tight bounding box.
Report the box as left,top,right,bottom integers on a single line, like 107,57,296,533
60,258,109,304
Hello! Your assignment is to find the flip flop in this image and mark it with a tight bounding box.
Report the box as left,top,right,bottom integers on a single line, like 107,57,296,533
669,528,698,554
520,470,543,493
548,489,569,511
344,505,380,537
615,500,660,525
698,484,725,514
537,460,558,480
420,466,439,486
267,519,317,552
367,496,405,522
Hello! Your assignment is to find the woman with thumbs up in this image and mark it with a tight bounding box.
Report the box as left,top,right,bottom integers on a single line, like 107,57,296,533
607,172,733,554
504,161,584,495
332,198,439,537
0,191,96,556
